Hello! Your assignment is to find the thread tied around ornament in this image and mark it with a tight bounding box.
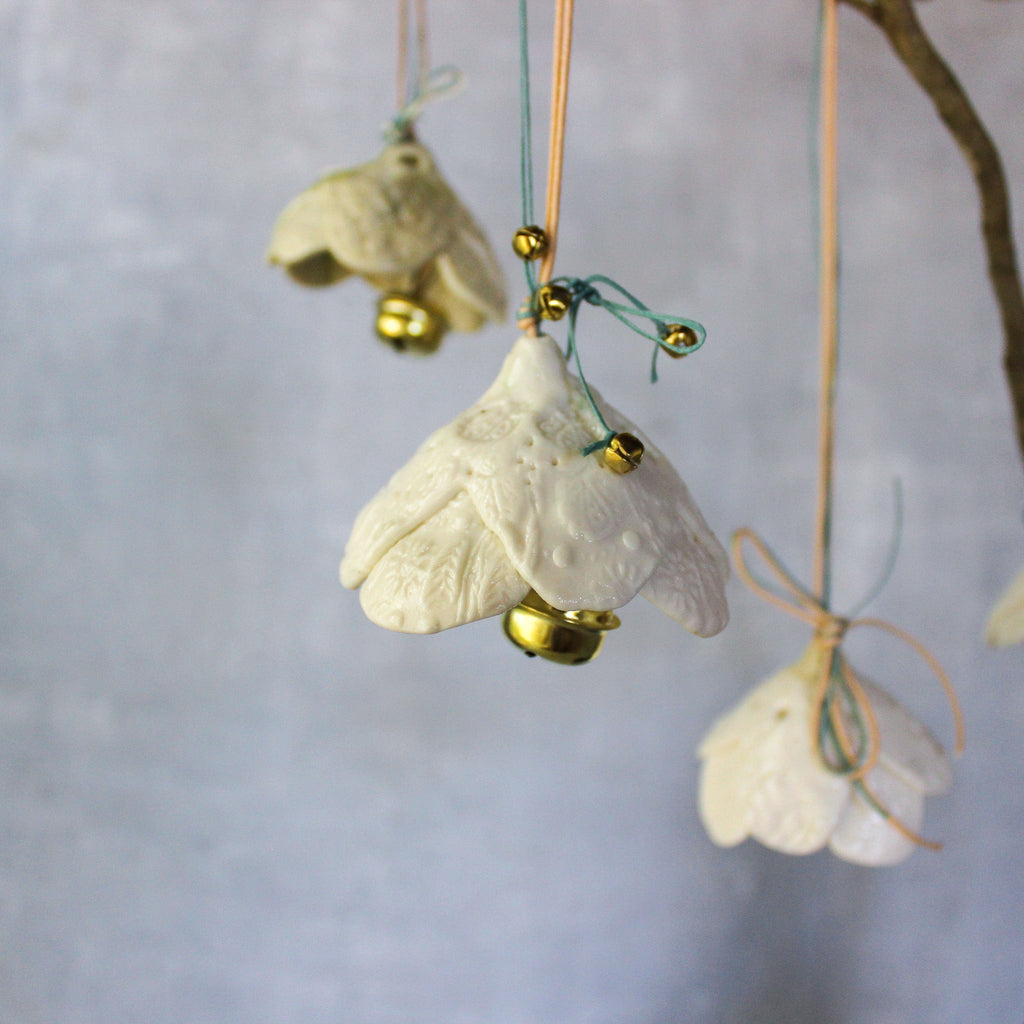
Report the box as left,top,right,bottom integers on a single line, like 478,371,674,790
516,274,707,464
731,527,965,851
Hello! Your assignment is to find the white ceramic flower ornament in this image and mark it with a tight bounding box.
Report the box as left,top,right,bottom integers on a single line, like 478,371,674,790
267,140,506,353
340,332,729,656
698,645,954,866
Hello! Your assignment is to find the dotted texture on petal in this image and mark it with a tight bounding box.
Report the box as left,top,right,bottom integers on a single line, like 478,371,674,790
342,333,728,634
465,335,728,626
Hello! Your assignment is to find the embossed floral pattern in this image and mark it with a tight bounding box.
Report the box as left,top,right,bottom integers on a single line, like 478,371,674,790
341,332,729,636
697,645,953,866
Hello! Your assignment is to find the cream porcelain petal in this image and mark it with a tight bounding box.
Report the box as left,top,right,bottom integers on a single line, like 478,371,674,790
340,342,539,591
985,564,1024,647
357,492,530,634
640,530,729,637
340,435,468,589
847,675,952,796
828,763,922,866
317,143,452,276
698,745,757,847
428,211,508,329
698,663,848,855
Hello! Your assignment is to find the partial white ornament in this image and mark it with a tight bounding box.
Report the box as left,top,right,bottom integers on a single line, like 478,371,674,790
267,140,506,334
985,565,1024,647
697,645,952,866
340,332,729,636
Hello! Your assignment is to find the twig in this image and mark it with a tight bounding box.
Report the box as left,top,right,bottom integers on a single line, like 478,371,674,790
841,0,1024,476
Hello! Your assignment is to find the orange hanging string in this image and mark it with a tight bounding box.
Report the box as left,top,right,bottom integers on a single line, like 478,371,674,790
537,0,574,286
728,0,962,856
814,0,840,606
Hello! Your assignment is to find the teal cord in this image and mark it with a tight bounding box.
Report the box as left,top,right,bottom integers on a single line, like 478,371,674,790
847,479,904,619
548,275,707,455
514,0,706,458
818,654,870,775
518,0,539,295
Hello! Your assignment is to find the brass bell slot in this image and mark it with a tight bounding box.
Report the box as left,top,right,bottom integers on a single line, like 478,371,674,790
535,283,573,322
602,432,645,474
511,225,549,261
375,294,446,354
502,590,621,665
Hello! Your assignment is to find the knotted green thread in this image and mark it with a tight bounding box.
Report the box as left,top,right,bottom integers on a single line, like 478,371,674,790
530,275,707,456
515,0,706,459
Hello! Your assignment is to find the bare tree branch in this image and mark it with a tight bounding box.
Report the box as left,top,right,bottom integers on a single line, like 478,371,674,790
841,0,1024,476
841,0,882,23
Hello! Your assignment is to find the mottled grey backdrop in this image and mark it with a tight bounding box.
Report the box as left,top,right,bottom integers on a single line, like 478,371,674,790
3,1,1024,1021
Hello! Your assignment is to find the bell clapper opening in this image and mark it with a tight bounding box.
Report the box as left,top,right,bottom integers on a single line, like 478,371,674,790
375,293,447,354
502,590,621,665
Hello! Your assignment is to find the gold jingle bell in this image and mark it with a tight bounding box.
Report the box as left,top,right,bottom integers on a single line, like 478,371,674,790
511,225,549,261
375,294,446,354
602,432,645,474
502,589,621,665
536,283,573,321
662,322,699,359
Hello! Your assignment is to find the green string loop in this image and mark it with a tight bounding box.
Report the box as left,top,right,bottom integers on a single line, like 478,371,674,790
385,65,465,143
532,275,707,456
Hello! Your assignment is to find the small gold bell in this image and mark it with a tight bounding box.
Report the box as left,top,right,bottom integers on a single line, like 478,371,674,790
536,283,573,321
602,432,645,474
375,294,446,354
502,590,621,665
511,225,549,261
661,323,699,359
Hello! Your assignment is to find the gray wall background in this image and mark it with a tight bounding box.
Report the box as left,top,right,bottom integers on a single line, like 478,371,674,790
3,1,1024,1021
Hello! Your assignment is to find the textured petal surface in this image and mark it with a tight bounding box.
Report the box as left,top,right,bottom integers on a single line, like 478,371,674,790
463,335,728,627
985,564,1024,647
342,333,727,634
268,142,453,278
698,661,848,855
357,492,530,634
340,437,468,590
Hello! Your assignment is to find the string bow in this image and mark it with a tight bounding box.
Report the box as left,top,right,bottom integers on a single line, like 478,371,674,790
732,527,965,850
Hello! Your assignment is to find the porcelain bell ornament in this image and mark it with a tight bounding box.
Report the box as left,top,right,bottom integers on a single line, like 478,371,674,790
340,332,729,640
697,645,953,866
267,140,506,351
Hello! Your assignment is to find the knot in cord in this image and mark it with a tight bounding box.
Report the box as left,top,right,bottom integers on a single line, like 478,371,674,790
813,612,849,651
731,527,964,766
731,526,965,851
